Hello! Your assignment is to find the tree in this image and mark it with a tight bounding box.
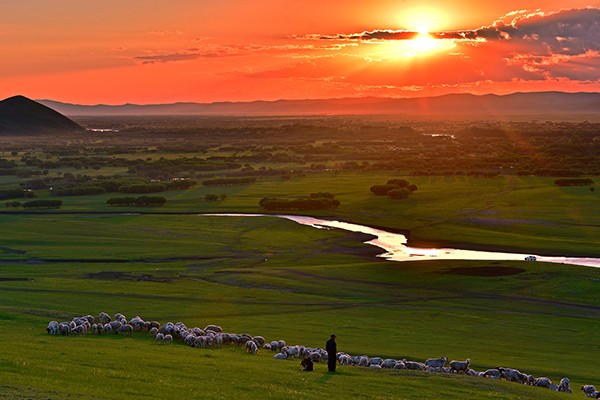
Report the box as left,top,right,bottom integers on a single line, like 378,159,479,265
387,179,410,187
204,194,219,202
388,188,412,199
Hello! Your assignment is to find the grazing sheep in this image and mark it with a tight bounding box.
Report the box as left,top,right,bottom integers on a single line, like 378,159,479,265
149,327,158,335
46,321,59,335
339,354,352,366
369,364,382,369
148,321,160,331
117,324,133,336
404,360,425,370
393,361,406,369
98,312,111,324
466,368,479,377
155,332,164,342
246,340,258,355
557,378,572,393
498,367,525,383
163,334,173,344
287,346,300,359
425,356,447,369
449,358,471,374
481,369,501,379
58,322,71,336
263,343,272,351
204,324,223,333
273,353,288,360
582,385,597,397
109,320,122,333
381,359,397,369
533,377,552,389
103,323,112,334
368,357,383,367
114,313,126,322
252,336,266,347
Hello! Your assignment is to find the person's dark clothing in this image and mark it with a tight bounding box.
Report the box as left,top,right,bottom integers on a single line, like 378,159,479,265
326,337,337,372
301,357,314,371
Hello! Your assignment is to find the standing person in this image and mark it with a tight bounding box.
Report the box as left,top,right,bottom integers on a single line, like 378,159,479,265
326,334,337,372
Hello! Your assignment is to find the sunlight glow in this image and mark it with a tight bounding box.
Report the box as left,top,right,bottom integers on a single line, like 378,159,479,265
377,33,456,59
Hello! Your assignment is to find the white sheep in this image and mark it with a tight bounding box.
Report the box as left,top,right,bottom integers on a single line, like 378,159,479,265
404,360,425,370
498,367,524,383
58,322,71,336
46,321,59,335
581,385,598,398
204,324,223,333
557,378,572,393
117,324,133,336
449,358,471,373
98,312,111,324
246,340,258,355
425,356,447,369
339,354,352,366
368,357,383,367
381,359,397,368
481,369,501,379
533,377,552,389
163,334,173,344
273,353,288,360
252,336,266,347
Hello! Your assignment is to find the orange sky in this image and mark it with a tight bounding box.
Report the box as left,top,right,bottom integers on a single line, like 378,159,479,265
1,1,599,104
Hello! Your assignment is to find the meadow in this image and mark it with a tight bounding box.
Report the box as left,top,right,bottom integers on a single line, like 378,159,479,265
0,119,599,399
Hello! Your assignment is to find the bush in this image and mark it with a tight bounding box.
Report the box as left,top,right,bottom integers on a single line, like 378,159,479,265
259,196,340,211
554,178,594,186
106,196,166,206
202,177,256,186
22,200,62,209
388,188,412,199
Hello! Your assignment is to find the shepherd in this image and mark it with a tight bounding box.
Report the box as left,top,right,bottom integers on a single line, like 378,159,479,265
326,334,337,372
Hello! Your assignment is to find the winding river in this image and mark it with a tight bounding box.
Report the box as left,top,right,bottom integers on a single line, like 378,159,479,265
207,213,600,268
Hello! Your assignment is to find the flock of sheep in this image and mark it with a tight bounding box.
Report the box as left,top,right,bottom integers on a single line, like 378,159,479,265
47,312,599,398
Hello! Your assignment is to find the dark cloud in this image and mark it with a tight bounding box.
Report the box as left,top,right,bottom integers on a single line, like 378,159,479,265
316,29,420,41
474,8,600,56
311,8,600,57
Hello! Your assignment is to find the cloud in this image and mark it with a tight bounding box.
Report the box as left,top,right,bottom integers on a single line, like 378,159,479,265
309,8,600,51
133,42,355,64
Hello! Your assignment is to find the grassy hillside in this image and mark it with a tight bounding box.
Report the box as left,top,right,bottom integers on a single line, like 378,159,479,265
0,214,598,399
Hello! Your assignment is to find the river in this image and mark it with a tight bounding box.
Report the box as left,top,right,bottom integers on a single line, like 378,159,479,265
206,213,600,268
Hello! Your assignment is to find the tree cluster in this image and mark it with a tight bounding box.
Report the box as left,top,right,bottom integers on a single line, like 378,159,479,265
370,179,418,200
259,193,340,211
22,199,63,209
106,196,167,207
554,178,594,186
202,177,256,186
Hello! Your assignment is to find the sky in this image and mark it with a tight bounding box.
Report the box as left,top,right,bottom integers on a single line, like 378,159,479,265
1,0,599,104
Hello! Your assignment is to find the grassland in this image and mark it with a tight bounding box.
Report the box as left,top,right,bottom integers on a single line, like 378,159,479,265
0,120,599,399
0,212,599,399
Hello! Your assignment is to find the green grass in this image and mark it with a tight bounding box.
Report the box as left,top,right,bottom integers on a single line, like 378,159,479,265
6,173,598,256
0,173,598,398
0,211,598,399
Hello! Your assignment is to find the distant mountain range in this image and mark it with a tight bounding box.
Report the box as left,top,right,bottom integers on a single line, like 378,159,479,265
0,95,84,133
38,92,600,117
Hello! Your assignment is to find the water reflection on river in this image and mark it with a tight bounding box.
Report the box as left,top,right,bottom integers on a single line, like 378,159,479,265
205,214,600,268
